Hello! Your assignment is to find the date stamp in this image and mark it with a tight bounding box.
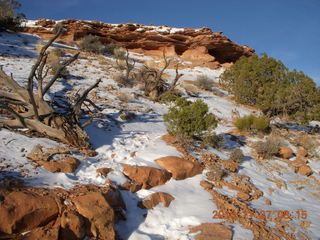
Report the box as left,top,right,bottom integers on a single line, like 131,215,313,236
212,208,308,221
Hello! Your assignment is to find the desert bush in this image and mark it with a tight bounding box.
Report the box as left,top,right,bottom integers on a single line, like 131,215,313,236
195,75,212,91
255,136,282,159
117,91,132,103
220,53,320,121
50,60,69,78
206,167,224,181
163,97,218,137
78,35,107,54
113,47,126,59
229,148,244,163
51,47,65,58
182,83,199,97
235,114,269,133
0,0,24,32
114,73,131,87
203,134,223,148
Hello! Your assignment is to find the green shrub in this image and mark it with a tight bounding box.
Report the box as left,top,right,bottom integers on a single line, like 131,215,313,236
229,148,244,163
163,98,218,137
235,114,269,132
252,115,270,132
203,134,223,148
78,35,107,54
255,136,282,159
159,93,181,104
235,114,254,131
195,75,212,91
220,53,320,121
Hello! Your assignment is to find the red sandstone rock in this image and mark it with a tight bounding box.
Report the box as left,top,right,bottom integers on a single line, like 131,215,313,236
296,147,308,158
0,191,59,234
96,167,113,177
40,157,80,173
298,165,313,176
121,164,172,189
189,223,232,240
73,192,115,240
237,192,251,201
155,156,203,180
222,160,239,172
138,192,175,209
23,19,255,68
60,210,86,240
279,146,293,159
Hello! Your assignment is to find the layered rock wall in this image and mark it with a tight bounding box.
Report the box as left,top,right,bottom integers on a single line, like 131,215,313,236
24,19,255,68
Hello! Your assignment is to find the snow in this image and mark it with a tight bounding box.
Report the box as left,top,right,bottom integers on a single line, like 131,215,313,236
0,32,319,240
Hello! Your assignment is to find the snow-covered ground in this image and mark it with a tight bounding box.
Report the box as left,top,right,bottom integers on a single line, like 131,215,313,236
0,32,319,240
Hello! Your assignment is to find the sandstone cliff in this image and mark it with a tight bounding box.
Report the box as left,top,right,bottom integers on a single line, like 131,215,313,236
24,19,255,68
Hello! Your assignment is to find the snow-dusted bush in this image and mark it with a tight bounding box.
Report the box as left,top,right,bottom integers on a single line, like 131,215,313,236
78,35,107,54
229,148,244,163
255,136,282,159
195,75,212,91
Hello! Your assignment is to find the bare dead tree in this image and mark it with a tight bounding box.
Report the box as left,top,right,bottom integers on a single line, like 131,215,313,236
0,27,101,148
114,49,136,86
135,50,183,100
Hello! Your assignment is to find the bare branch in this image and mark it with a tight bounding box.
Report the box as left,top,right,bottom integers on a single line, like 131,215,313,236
0,102,26,127
27,27,64,120
73,78,102,116
42,52,80,96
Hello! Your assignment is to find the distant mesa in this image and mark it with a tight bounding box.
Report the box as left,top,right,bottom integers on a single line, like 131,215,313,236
23,19,255,69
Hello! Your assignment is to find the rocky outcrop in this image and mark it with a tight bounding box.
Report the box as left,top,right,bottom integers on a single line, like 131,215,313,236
121,164,172,189
0,191,59,234
73,192,115,239
24,19,255,68
0,184,125,240
138,192,175,209
27,145,80,173
155,156,203,180
189,223,232,240
279,146,293,159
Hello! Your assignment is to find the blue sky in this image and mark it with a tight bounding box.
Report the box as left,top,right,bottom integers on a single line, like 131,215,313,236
20,0,320,84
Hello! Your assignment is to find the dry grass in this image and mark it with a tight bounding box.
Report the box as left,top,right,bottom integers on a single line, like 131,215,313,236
181,83,198,96
116,90,132,103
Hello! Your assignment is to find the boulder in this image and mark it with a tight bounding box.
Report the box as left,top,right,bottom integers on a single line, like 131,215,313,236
120,181,143,192
155,156,203,180
40,157,80,173
222,160,238,172
189,223,232,240
298,165,313,176
96,167,113,177
60,210,86,240
0,191,59,234
121,164,172,189
279,146,293,159
138,192,175,209
24,225,60,240
296,147,308,158
73,192,115,240
236,192,250,201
